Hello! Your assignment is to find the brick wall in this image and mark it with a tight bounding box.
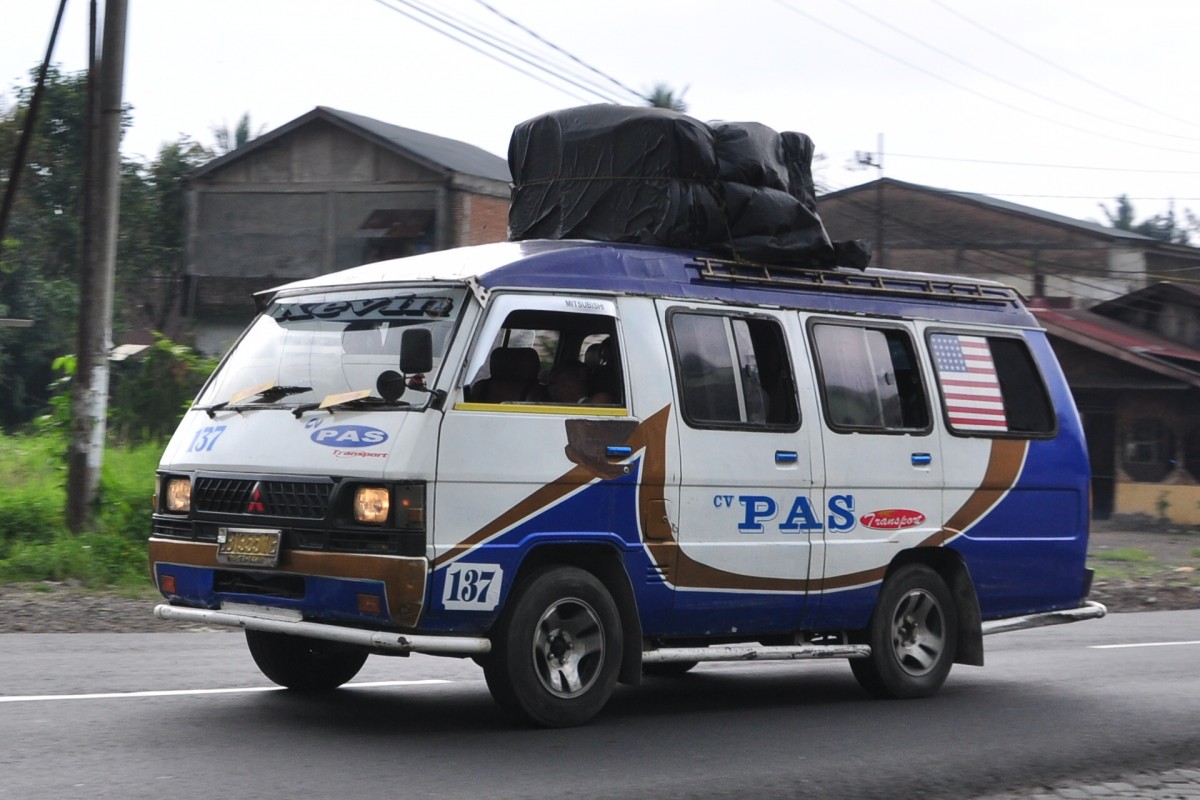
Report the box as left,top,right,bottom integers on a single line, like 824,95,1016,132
453,191,510,246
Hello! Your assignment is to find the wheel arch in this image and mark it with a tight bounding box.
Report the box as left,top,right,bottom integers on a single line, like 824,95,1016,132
886,547,984,667
504,542,644,686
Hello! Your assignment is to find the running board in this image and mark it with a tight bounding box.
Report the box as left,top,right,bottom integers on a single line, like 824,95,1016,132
980,600,1108,636
641,643,871,664
154,603,491,656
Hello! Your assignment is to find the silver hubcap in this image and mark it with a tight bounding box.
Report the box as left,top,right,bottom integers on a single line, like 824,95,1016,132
888,588,946,676
532,597,605,698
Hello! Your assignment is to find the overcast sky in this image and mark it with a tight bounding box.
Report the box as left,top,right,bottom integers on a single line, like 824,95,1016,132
4,0,1200,226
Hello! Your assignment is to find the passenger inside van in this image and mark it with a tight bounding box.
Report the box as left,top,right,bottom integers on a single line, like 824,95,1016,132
470,347,546,402
546,361,615,405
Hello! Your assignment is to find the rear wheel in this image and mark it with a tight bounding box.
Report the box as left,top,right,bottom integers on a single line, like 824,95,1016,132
483,566,622,727
851,563,957,699
245,630,368,691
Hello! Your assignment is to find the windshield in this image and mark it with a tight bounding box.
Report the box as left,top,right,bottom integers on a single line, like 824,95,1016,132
196,287,468,409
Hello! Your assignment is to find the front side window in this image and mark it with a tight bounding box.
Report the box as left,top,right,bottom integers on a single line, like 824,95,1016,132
928,332,1055,436
196,287,466,410
465,309,624,407
670,312,799,430
812,323,929,433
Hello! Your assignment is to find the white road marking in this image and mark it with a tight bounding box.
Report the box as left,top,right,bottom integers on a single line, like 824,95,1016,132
0,679,450,704
1090,640,1200,650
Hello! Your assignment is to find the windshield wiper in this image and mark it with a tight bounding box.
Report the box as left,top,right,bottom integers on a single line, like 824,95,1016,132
206,384,312,418
292,390,409,418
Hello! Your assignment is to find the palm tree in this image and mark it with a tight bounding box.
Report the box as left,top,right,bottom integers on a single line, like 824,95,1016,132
645,83,688,112
209,112,264,156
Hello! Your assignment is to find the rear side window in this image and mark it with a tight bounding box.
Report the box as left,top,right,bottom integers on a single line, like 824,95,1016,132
928,332,1055,436
811,323,930,433
669,312,799,430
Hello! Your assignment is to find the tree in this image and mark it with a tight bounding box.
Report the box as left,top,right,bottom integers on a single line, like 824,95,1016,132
0,64,214,429
209,111,264,157
645,83,689,112
0,66,93,428
1100,194,1192,245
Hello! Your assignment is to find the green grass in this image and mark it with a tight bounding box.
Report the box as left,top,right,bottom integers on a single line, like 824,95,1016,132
0,431,161,588
1090,547,1155,563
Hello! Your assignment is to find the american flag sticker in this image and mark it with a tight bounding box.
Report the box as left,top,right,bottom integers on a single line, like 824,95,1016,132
930,334,1008,431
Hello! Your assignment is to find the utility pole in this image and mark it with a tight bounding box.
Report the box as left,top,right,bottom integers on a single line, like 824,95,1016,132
67,0,128,532
854,133,885,268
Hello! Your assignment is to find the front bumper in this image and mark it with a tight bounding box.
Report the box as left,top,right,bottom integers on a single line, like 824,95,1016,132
148,537,427,628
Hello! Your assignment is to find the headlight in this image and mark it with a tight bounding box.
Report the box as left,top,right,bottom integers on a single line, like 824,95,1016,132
165,477,191,512
354,486,390,525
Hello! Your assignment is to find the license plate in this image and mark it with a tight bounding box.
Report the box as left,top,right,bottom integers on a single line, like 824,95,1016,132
216,528,282,567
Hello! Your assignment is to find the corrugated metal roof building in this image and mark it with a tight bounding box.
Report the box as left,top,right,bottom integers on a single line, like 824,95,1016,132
183,106,511,354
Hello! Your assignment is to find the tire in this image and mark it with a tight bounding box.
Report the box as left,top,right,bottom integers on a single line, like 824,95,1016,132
245,630,368,692
642,660,698,677
851,563,957,699
483,566,622,728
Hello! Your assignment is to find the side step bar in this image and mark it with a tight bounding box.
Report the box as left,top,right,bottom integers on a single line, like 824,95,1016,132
642,644,871,663
980,601,1107,636
155,599,1107,662
154,603,491,656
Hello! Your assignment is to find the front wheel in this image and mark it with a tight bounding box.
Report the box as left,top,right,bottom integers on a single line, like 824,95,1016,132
483,566,622,727
851,563,957,699
245,630,368,692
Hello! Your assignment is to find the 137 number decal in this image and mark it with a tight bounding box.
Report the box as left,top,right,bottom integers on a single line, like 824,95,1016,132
187,425,227,453
442,562,502,611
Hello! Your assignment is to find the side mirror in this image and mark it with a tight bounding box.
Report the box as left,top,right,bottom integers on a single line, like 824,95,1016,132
400,328,433,375
376,370,406,402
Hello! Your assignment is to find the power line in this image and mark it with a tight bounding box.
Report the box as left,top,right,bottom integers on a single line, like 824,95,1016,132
370,0,625,106
419,0,641,104
888,152,1200,175
471,0,646,104
836,0,1200,145
928,0,1200,132
772,0,1200,156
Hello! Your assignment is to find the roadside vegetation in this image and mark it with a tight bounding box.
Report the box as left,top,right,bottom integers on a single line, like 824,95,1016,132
0,431,159,590
1089,542,1200,588
0,337,214,591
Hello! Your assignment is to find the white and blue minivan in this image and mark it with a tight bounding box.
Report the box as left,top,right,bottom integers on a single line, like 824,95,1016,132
149,239,1105,726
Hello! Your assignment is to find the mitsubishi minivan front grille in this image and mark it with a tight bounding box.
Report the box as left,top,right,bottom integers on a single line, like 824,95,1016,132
193,477,332,519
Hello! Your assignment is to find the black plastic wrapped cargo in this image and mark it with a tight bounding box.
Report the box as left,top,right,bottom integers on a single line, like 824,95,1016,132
508,105,869,269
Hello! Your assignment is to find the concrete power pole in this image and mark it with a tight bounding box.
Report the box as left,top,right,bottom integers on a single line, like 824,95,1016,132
67,0,128,532
854,133,885,268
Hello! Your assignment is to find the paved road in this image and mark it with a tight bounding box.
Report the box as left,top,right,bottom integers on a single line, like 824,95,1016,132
1,610,1197,800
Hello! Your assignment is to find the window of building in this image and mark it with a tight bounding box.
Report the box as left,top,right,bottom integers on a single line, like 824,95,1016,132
1122,419,1175,483
669,312,799,430
1184,428,1200,483
811,323,929,433
927,332,1055,437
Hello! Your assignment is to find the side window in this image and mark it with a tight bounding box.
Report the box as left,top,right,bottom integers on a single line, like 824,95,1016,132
812,323,930,432
928,332,1055,436
669,312,799,430
466,310,624,407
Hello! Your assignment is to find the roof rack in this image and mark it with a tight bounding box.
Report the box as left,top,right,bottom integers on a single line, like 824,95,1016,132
694,257,1021,307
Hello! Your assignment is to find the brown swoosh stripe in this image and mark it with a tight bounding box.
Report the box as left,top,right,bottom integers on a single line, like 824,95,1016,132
434,409,1027,597
800,438,1030,593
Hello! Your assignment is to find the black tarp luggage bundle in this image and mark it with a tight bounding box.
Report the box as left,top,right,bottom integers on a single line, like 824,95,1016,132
507,105,869,269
